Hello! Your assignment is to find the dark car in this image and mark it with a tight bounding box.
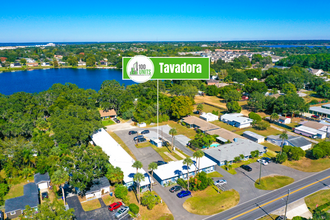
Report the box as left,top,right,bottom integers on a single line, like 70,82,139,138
41,192,48,200
114,119,120,123
156,161,168,166
0,210,3,220
137,138,146,143
177,190,191,198
133,135,144,141
275,216,284,220
141,130,150,134
108,202,122,211
241,165,252,172
129,130,137,135
262,157,272,163
169,185,182,193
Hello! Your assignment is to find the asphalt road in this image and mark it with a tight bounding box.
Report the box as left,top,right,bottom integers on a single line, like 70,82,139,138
204,168,330,220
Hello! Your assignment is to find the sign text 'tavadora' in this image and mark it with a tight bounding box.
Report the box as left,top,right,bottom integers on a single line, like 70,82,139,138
159,63,202,74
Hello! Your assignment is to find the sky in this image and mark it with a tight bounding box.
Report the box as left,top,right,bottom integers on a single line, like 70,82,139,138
1,0,330,42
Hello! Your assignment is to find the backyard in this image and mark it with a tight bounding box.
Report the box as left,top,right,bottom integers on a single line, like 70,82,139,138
183,186,240,215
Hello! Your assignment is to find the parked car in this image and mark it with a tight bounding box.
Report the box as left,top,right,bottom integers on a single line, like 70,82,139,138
169,185,182,193
108,202,122,211
156,161,168,166
241,165,252,172
41,192,48,200
133,135,144,141
136,137,146,143
312,115,320,118
214,179,227,186
114,118,120,123
177,190,191,198
115,206,129,219
0,210,4,220
129,130,137,135
275,216,284,220
141,130,150,134
257,159,268,165
262,157,272,163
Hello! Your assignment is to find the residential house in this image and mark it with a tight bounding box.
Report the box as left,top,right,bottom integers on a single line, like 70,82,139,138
182,116,219,133
10,63,22,68
206,79,218,86
267,135,312,151
99,109,117,119
78,61,86,66
204,139,266,166
5,183,39,219
100,60,108,66
308,68,324,76
54,55,63,60
0,57,7,62
309,106,330,118
206,128,246,143
199,112,218,122
26,62,39,67
294,125,326,139
41,62,50,66
34,173,50,190
243,131,265,143
152,156,216,186
85,177,110,200
215,82,229,88
220,113,253,129
278,116,291,124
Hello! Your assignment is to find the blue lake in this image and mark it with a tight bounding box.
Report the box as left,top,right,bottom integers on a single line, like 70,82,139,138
261,45,330,48
0,68,136,95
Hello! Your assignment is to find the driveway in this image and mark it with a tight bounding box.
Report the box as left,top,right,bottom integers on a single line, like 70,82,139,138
106,120,135,132
67,196,131,220
214,162,314,204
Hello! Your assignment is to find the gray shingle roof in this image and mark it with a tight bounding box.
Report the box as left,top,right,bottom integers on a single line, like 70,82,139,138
85,177,110,194
288,136,311,148
34,172,50,184
5,183,39,213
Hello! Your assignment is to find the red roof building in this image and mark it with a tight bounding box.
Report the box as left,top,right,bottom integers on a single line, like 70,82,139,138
0,57,7,62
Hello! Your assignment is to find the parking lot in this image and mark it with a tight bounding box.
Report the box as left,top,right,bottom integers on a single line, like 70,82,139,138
67,196,132,220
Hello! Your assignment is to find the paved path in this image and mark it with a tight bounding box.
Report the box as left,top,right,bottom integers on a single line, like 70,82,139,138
174,150,186,159
270,125,319,144
164,152,178,161
106,121,135,132
270,198,312,219
98,198,107,208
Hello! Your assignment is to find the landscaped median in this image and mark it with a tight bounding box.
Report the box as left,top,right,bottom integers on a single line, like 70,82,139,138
183,186,240,215
255,175,294,190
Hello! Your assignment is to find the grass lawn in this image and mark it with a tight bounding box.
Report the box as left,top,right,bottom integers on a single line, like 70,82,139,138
4,179,34,200
235,127,282,137
305,189,330,212
210,120,238,131
262,142,282,152
128,191,173,220
283,157,330,172
81,199,101,211
255,175,294,190
183,186,240,215
193,104,224,115
257,214,280,220
167,121,197,139
102,119,115,126
102,195,120,206
221,166,237,175
206,171,223,178
108,131,137,160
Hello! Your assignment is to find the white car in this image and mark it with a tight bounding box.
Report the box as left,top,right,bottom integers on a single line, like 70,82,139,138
257,159,268,165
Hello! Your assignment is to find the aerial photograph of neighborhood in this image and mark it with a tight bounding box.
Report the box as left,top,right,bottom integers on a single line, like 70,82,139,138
1,0,330,220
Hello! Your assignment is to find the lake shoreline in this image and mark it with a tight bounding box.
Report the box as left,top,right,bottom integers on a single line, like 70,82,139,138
0,65,119,73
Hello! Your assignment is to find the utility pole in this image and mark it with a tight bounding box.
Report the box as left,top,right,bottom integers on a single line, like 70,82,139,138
284,189,290,220
157,80,159,140
258,159,262,185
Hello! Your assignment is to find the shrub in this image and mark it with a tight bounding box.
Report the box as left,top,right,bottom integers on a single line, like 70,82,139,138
141,191,160,210
129,203,139,214
189,171,213,191
312,147,325,159
276,152,288,163
309,99,319,105
249,112,262,122
177,178,187,189
114,185,128,200
226,101,241,113
253,121,270,130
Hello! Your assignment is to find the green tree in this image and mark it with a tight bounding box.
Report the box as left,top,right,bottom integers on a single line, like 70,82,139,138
205,85,219,96
169,128,177,152
226,101,241,113
141,191,160,210
133,172,145,204
270,113,279,122
276,152,288,163
249,112,262,122
53,59,59,68
105,164,124,184
193,150,204,176
114,185,128,200
129,203,139,214
132,161,143,174
281,83,297,94
312,147,325,159
279,131,288,154
20,58,27,65
196,104,203,114
171,96,194,119
223,90,241,102
148,162,158,191
86,56,96,67
51,169,69,205
183,157,193,191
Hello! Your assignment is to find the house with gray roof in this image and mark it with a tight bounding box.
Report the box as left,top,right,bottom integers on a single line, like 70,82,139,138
5,183,39,219
267,135,312,151
85,177,110,200
220,113,253,129
204,139,267,166
243,131,265,143
34,172,50,190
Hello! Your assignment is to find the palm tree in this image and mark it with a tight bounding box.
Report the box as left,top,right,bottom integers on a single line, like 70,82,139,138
193,150,204,176
169,128,177,152
51,169,69,205
183,157,193,191
197,104,203,115
132,161,143,174
148,162,158,191
279,131,288,154
270,113,279,122
133,172,145,204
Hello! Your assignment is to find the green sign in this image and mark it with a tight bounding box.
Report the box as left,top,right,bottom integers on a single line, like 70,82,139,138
122,56,210,83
